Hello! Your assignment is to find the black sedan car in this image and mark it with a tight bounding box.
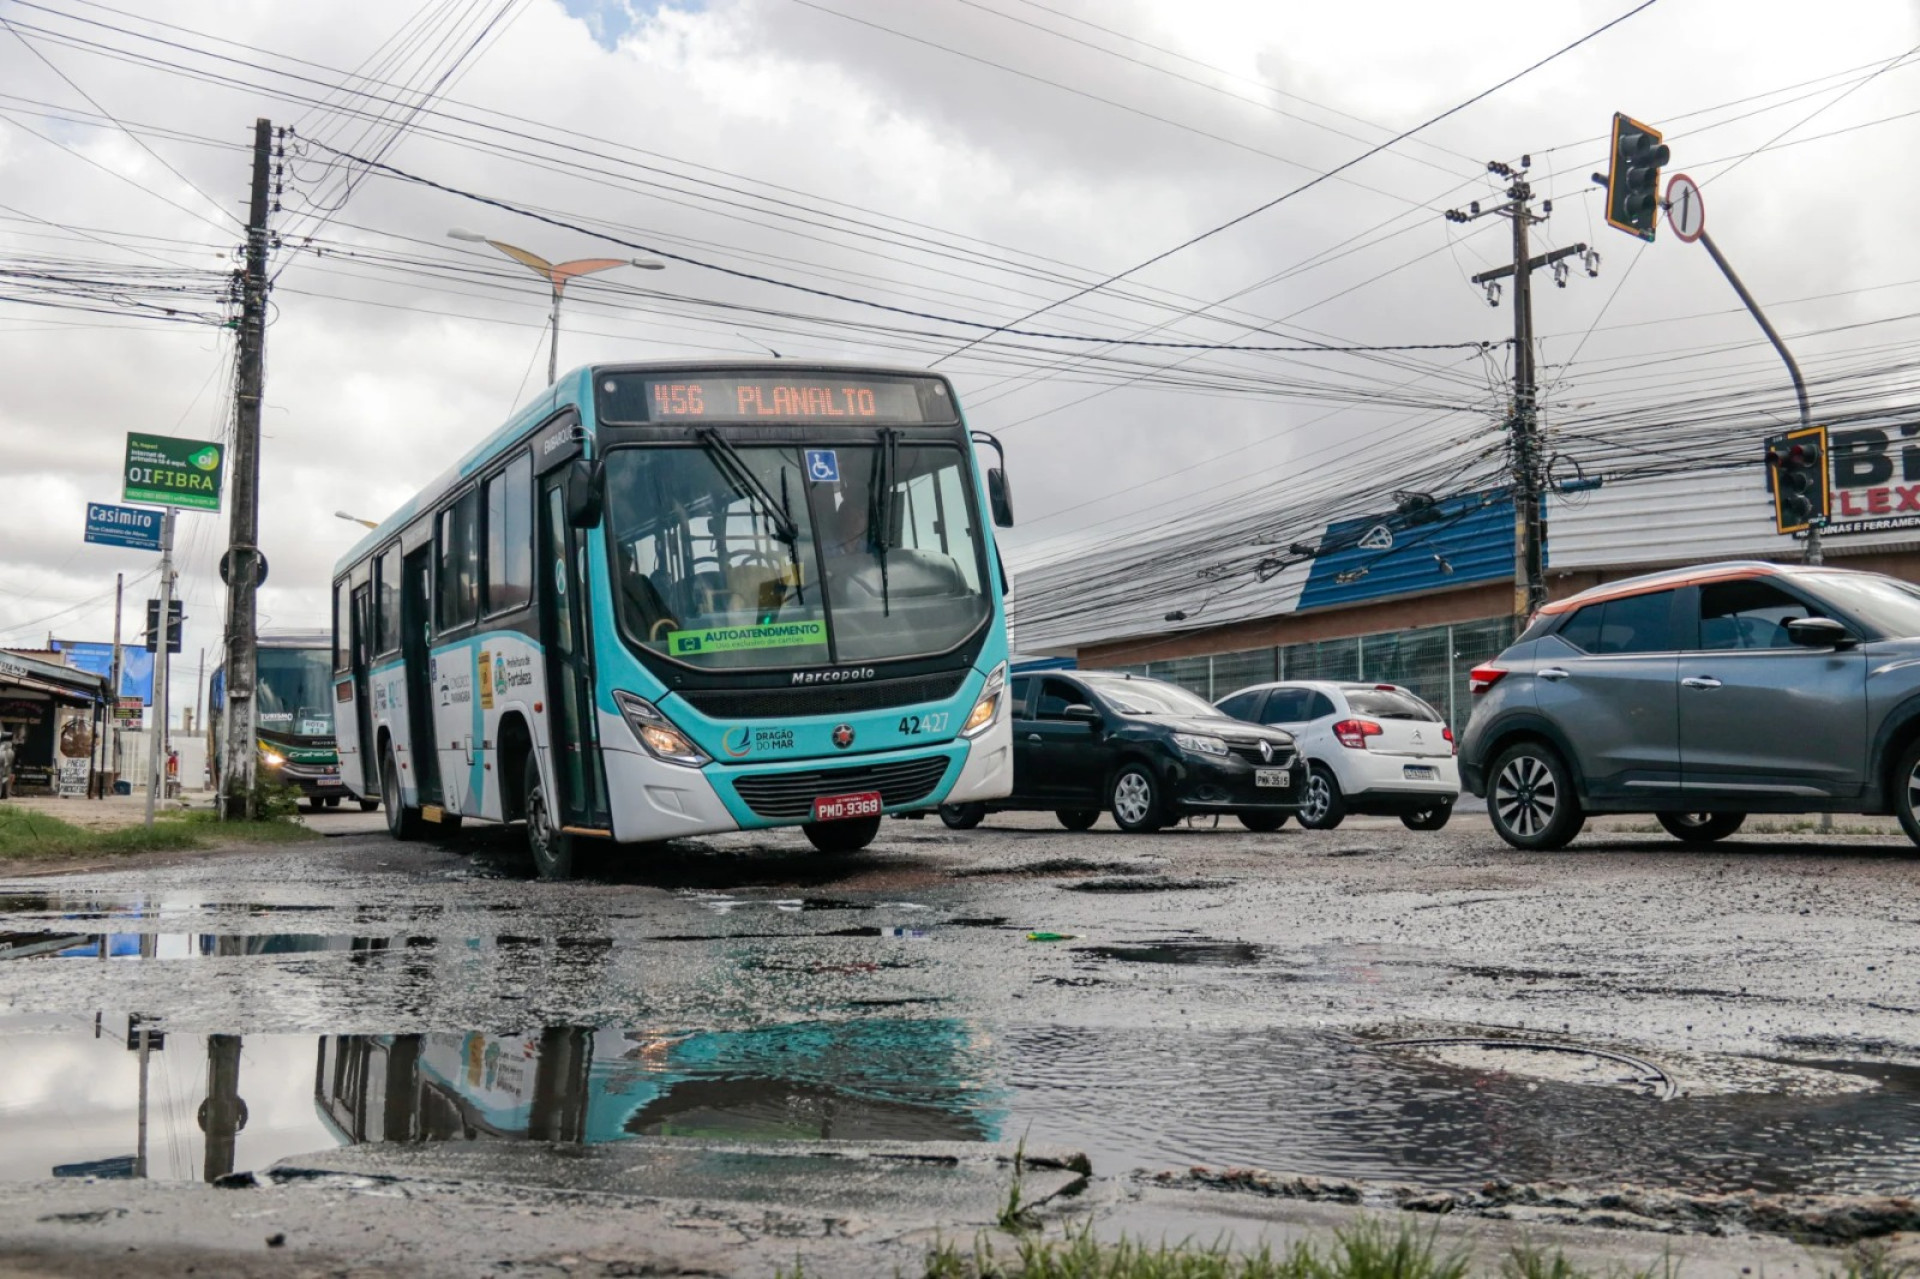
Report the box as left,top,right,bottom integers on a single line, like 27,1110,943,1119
939,670,1306,833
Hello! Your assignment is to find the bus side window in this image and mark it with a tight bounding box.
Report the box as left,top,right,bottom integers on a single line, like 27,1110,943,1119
334,581,351,673
485,454,533,616
437,491,481,632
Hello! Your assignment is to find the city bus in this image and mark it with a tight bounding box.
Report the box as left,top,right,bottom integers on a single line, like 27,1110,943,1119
209,629,368,812
330,362,1015,878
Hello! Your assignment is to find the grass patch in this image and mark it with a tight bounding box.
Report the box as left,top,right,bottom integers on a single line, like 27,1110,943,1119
0,804,316,860
925,1221,1686,1279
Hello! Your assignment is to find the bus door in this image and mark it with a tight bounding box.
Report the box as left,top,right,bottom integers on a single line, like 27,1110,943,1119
349,583,376,794
401,546,441,805
538,473,608,830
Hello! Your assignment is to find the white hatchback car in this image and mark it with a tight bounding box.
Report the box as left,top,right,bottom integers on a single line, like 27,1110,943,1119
1215,681,1461,831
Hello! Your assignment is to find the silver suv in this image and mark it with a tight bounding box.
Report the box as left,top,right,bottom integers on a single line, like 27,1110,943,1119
1460,561,1920,850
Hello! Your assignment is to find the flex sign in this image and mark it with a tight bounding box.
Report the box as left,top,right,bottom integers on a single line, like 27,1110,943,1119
123,433,223,512
1825,427,1920,534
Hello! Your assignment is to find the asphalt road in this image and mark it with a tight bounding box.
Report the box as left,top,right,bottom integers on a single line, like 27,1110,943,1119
2,809,1918,1270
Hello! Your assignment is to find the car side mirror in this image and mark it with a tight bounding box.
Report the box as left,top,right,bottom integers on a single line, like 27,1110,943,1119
565,458,603,528
1062,702,1099,722
987,468,1014,528
1787,616,1855,649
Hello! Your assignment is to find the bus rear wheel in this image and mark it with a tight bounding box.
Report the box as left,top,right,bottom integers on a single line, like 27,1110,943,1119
523,755,575,881
804,817,880,855
381,745,421,841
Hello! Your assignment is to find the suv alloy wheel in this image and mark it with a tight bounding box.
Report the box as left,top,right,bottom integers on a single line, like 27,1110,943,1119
1487,741,1584,851
1109,764,1164,833
1655,811,1746,844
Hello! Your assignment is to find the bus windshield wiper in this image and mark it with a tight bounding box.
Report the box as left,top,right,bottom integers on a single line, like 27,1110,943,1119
695,428,797,545
868,429,899,616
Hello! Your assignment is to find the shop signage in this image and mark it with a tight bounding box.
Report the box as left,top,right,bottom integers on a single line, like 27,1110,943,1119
122,433,223,513
1817,427,1920,536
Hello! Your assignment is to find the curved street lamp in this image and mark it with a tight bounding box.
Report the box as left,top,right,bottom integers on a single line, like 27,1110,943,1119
448,229,665,385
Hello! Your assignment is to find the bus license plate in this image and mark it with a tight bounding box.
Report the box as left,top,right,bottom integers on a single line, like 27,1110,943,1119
1255,769,1290,788
317,773,340,787
812,791,882,822
1403,765,1438,780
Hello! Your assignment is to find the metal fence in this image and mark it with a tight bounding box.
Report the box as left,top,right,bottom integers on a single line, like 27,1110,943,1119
1098,615,1516,735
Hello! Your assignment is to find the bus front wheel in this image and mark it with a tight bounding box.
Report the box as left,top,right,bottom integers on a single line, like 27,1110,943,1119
804,817,880,855
381,745,421,841
523,756,575,881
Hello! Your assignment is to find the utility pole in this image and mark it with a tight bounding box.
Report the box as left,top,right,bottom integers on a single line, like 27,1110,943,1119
144,513,175,828
1448,162,1599,623
221,117,274,821
108,573,122,795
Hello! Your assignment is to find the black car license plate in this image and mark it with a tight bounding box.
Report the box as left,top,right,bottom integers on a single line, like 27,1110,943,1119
1255,768,1290,788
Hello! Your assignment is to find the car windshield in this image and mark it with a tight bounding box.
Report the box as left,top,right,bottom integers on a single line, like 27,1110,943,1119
1801,571,1920,639
603,441,989,669
1084,677,1222,718
256,648,334,738
1343,689,1440,721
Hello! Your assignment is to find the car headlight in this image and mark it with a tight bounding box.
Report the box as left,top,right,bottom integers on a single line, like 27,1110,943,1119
612,690,711,767
1172,733,1229,757
258,744,286,768
960,662,1007,739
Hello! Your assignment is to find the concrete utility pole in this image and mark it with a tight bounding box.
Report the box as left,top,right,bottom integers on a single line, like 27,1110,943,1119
220,118,274,820
1449,163,1598,623
144,513,175,828
108,573,122,793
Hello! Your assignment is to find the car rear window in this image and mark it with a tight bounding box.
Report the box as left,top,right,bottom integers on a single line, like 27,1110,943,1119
1343,689,1440,720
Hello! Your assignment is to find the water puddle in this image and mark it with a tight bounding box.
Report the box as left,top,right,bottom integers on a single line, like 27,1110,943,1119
1075,939,1262,967
0,935,616,961
0,1017,998,1184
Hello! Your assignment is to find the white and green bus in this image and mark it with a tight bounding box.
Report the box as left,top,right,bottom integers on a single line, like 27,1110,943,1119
331,362,1016,877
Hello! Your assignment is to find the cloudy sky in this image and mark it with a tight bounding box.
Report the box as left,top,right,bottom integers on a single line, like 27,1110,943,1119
2,0,1916,699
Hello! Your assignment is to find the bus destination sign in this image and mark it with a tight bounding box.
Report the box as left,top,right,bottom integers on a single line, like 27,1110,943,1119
600,372,948,425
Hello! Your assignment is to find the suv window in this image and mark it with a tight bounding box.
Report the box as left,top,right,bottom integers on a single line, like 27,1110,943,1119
1344,689,1440,720
1036,678,1083,720
1261,688,1315,724
1557,589,1677,655
1699,580,1814,649
1010,675,1033,717
1216,690,1264,720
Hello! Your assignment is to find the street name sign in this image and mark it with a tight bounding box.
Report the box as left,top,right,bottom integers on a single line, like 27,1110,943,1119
83,502,162,552
122,434,224,512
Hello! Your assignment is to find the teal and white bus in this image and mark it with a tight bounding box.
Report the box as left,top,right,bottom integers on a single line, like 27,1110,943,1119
330,362,1016,877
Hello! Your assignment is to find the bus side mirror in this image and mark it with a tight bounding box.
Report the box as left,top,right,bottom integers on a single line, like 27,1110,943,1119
565,458,603,528
987,468,1014,528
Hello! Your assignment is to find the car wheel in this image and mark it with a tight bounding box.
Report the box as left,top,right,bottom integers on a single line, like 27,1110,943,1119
1297,764,1346,831
938,802,986,830
1402,801,1453,832
1656,811,1746,844
304,797,326,814
381,744,421,841
1896,738,1920,849
523,755,574,880
359,798,381,813
805,816,881,854
1109,764,1164,833
1238,812,1288,833
1056,808,1100,831
1488,741,1584,851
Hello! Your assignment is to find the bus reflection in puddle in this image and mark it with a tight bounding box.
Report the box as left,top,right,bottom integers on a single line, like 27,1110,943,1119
317,1020,999,1151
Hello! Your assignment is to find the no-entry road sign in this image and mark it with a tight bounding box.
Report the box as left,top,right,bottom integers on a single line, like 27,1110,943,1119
1666,173,1705,243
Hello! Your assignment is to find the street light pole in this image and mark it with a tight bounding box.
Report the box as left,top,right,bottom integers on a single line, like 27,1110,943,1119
447,230,664,385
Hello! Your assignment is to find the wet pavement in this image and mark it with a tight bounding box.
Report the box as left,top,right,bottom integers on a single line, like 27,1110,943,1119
3,811,1919,1223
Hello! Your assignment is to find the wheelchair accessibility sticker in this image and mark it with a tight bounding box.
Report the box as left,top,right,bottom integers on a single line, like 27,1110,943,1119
805,449,839,483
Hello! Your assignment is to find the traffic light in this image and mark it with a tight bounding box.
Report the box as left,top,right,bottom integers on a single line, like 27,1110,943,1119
1605,113,1669,241
1766,427,1829,535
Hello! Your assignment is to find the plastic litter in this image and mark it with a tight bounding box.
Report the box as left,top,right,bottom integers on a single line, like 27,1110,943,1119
1026,931,1077,942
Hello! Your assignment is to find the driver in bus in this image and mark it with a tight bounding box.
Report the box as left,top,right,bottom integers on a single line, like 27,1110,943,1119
814,470,876,561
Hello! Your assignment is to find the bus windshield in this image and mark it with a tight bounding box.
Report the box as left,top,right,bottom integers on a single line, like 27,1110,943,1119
256,649,335,738
603,441,989,669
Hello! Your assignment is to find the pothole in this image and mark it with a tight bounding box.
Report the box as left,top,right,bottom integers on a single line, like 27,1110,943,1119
1376,1037,1679,1099
1075,939,1261,967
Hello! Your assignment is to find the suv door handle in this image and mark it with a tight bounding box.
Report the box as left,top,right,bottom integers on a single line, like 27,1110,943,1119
1538,667,1570,681
1027,733,1042,742
1682,676,1722,690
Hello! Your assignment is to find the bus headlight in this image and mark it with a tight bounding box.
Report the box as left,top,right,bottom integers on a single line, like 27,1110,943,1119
612,691,711,767
959,662,1007,739
258,743,286,768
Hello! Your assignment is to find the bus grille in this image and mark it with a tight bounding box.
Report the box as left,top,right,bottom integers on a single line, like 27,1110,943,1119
733,756,953,820
675,671,968,721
